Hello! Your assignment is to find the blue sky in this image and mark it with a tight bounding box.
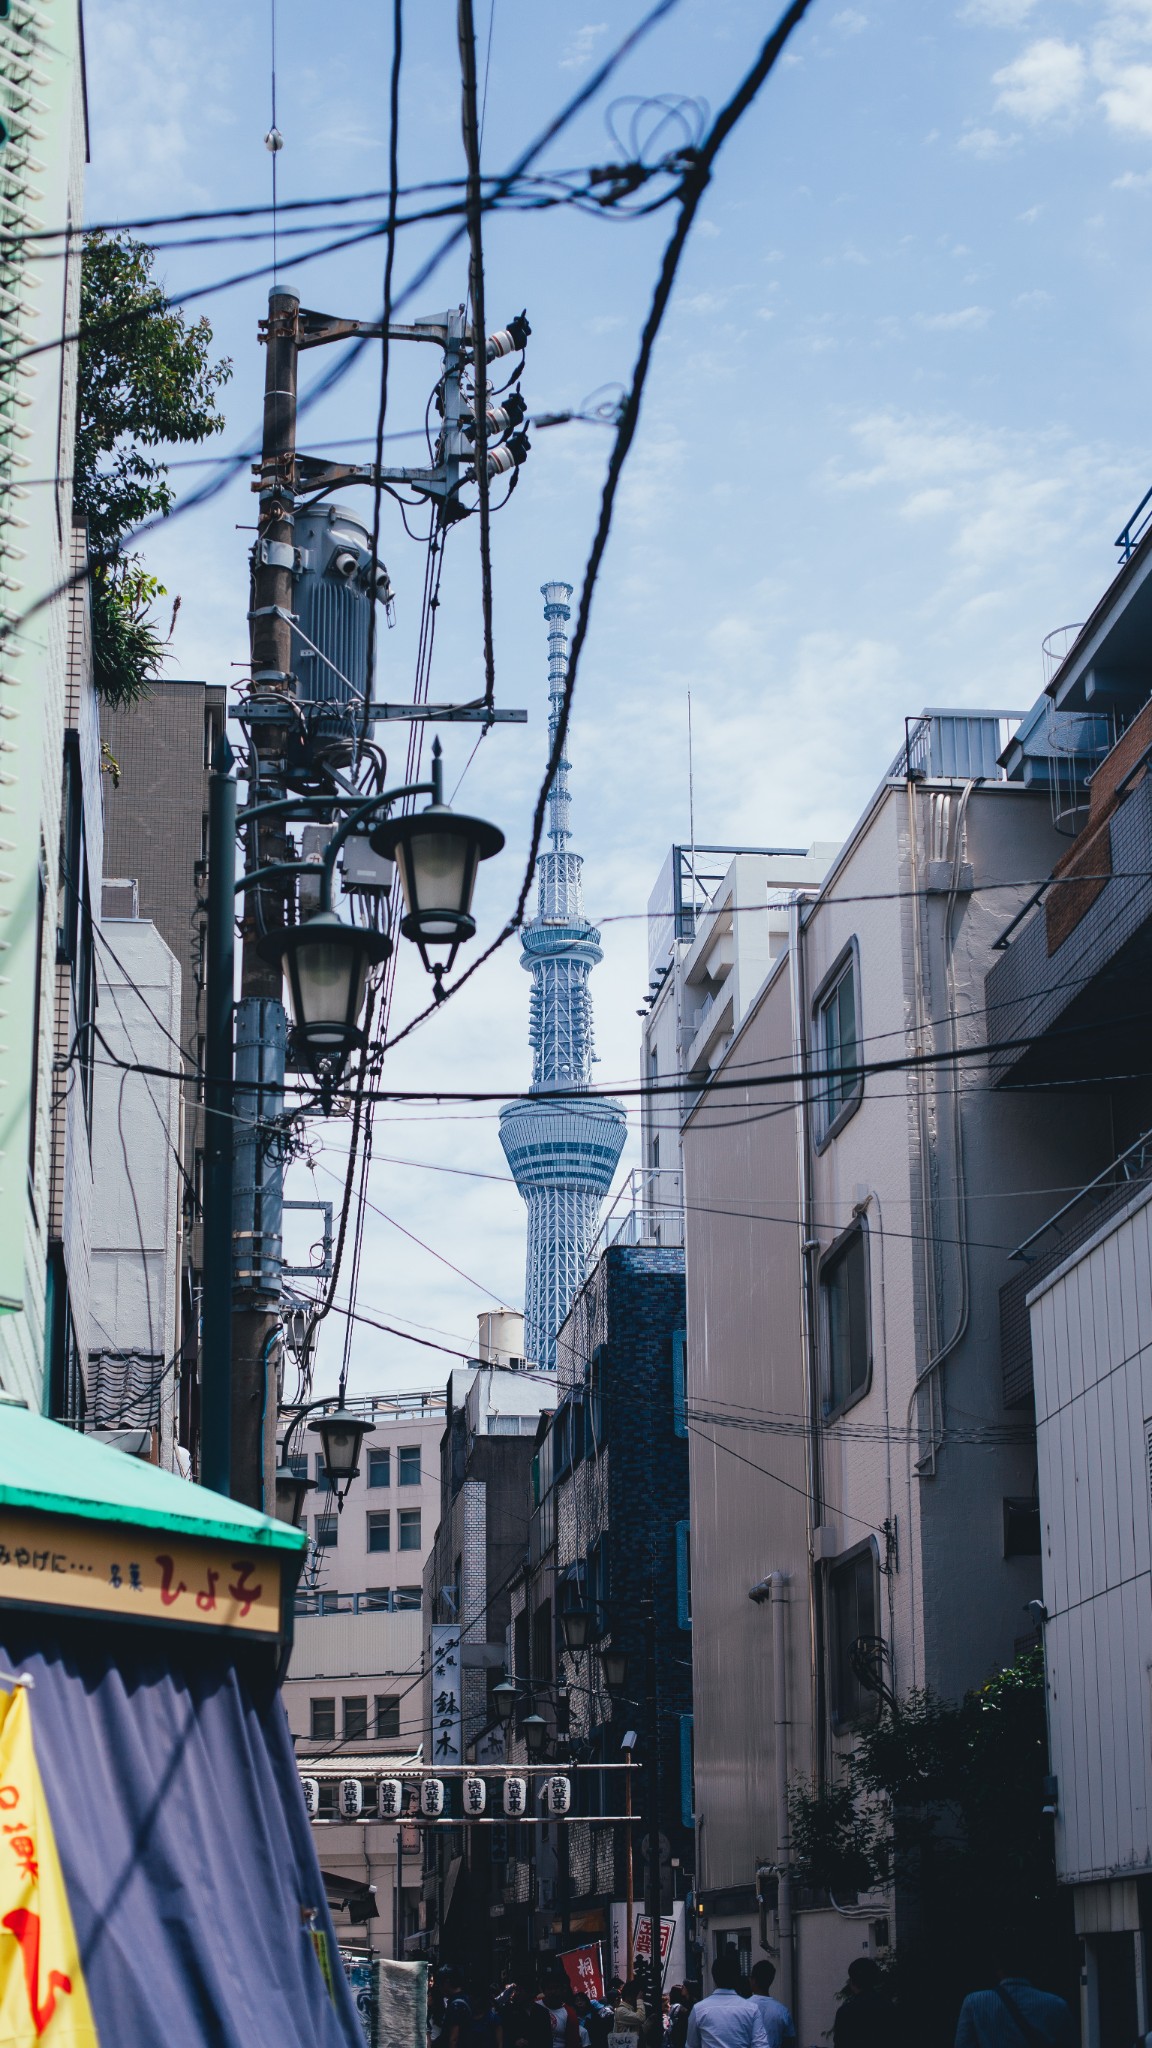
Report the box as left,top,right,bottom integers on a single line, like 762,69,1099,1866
83,0,1152,1390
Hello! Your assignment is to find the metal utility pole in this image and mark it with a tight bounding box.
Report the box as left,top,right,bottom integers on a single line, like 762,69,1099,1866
231,283,301,1511
201,738,237,1495
644,1605,664,2037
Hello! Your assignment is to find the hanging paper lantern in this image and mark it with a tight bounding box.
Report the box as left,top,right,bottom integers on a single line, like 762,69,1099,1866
339,1778,364,1819
546,1775,572,1816
301,1776,320,1817
379,1778,404,1818
421,1778,446,1817
503,1776,527,1817
463,1776,487,1816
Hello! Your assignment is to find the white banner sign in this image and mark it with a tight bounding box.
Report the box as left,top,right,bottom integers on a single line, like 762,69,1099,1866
430,1623,462,1764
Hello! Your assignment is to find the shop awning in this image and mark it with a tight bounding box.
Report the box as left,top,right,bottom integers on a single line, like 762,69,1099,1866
0,1406,305,1642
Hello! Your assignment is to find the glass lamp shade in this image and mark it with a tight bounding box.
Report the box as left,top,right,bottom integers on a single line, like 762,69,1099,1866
492,1675,518,1724
308,1408,375,1492
522,1712,548,1757
273,1464,312,1527
600,1645,629,1697
259,913,391,1067
369,804,504,970
561,1604,593,1653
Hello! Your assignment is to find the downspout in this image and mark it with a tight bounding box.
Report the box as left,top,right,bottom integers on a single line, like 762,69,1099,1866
769,1573,794,2019
787,894,824,1775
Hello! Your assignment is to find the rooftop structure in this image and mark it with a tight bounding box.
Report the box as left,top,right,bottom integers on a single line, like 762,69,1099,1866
498,584,626,1368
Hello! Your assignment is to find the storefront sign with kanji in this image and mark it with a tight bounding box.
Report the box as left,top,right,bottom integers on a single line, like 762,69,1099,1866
0,1509,282,1635
430,1624,462,1763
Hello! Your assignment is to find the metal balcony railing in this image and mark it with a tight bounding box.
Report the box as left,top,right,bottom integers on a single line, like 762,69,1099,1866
588,1166,685,1262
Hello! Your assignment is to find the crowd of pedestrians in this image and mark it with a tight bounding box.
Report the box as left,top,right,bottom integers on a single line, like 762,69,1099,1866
427,1942,1075,2048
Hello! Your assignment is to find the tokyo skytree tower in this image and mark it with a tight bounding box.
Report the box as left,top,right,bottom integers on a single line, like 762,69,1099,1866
499,583,626,1369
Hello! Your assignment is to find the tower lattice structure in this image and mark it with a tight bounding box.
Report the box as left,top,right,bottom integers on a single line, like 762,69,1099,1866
499,583,626,1369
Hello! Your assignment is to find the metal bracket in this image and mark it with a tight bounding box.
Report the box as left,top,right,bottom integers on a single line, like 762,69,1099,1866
281,1199,334,1278
367,703,526,724
258,539,299,571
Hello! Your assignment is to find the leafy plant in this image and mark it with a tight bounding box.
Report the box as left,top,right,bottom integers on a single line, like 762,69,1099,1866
787,1648,1074,2042
74,230,231,705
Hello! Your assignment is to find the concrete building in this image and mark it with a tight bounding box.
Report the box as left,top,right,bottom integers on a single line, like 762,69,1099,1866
681,709,1097,2040
85,918,184,1465
978,519,1152,2046
422,1343,556,1962
100,679,228,1446
638,843,837,1244
283,1389,443,1960
0,0,88,1407
500,1242,691,1985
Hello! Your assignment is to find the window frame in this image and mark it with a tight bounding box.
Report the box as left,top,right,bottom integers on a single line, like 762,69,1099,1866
397,1507,422,1552
825,1539,881,1735
310,1696,336,1740
314,1513,338,1548
367,1448,391,1489
812,939,863,1150
367,1510,391,1554
675,1520,692,1630
818,1217,873,1420
375,1695,401,1739
343,1695,369,1741
397,1446,421,1487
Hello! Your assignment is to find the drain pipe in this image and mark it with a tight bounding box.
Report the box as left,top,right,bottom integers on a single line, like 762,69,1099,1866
787,895,823,1775
751,1571,794,2019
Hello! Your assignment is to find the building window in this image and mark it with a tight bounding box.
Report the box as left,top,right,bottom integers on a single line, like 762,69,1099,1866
1003,1498,1042,1557
814,946,862,1142
820,1223,871,1416
366,1587,391,1610
397,1446,420,1486
367,1512,391,1553
532,1597,553,1683
344,1696,368,1741
314,1515,338,1548
286,1453,307,1481
368,1449,391,1488
827,1543,880,1733
671,1327,687,1437
679,1714,695,1828
398,1509,421,1552
315,1455,333,1493
589,1534,609,1617
395,1586,421,1610
376,1695,401,1739
675,1521,692,1630
714,1930,751,1982
316,1781,337,1820
553,1406,571,1477
311,1697,336,1740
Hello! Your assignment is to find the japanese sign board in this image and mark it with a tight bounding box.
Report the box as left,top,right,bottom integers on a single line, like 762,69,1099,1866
560,1944,605,2002
0,1509,283,1637
632,1915,674,1965
430,1623,462,1764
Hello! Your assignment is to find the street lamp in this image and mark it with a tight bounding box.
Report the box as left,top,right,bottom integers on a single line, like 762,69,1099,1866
273,1460,313,1527
492,1673,518,1725
600,1645,629,1698
259,911,391,1088
522,1712,548,1758
561,1603,594,1654
308,1407,375,1505
370,742,504,992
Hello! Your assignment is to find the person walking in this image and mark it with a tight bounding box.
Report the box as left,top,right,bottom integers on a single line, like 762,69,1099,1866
612,1984,646,2040
668,1985,698,2048
502,1983,553,2048
539,1972,583,2048
832,1960,892,2048
748,1963,795,2048
685,1954,769,2048
954,1956,1075,2048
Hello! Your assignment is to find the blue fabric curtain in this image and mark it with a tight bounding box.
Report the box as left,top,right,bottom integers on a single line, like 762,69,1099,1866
0,1617,362,2047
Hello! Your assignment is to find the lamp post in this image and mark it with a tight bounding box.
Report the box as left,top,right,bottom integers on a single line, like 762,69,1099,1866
200,740,504,1503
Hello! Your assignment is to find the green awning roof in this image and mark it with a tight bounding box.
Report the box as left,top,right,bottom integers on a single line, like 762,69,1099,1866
0,1404,306,1553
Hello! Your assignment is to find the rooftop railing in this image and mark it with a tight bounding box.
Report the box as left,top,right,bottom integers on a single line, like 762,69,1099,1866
588,1166,685,1262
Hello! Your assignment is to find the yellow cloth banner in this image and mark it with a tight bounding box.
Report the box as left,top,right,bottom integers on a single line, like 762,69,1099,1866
0,1687,99,2046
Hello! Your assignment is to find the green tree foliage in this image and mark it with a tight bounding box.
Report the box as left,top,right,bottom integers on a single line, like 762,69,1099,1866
74,231,231,706
787,1648,1074,2042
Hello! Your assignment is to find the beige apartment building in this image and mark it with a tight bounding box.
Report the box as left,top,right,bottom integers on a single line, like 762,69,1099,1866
681,711,1106,2041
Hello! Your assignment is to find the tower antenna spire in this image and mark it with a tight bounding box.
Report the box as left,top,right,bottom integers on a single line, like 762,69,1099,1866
498,582,626,1369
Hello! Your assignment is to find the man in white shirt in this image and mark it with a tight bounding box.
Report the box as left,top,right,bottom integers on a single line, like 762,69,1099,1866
748,1963,795,2048
686,1955,769,2048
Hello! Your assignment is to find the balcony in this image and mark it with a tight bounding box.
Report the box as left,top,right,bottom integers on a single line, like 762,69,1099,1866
985,701,1152,1088
588,1167,685,1261
999,1126,1152,1407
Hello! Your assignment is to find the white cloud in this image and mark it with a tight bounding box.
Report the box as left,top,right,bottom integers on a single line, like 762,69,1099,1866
958,124,1019,156
1013,287,1052,307
560,22,608,69
1097,60,1152,132
994,38,1087,121
1113,165,1152,184
1018,202,1044,220
914,305,993,330
959,0,1038,22
832,9,868,32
